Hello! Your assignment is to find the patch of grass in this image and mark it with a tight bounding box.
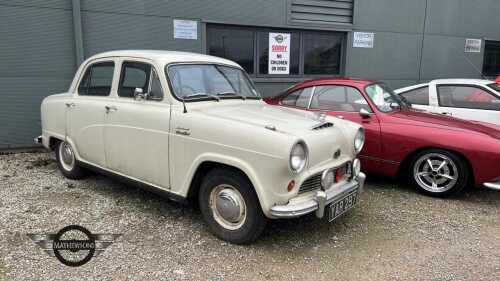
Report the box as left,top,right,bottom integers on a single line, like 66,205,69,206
0,259,8,281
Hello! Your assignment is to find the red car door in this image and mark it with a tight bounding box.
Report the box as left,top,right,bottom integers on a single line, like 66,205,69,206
307,85,382,171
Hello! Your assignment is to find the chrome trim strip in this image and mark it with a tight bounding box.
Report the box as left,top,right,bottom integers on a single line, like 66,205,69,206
484,182,500,191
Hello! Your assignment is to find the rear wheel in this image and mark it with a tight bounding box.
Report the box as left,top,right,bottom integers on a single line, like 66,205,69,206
198,168,267,244
55,141,87,180
410,149,468,197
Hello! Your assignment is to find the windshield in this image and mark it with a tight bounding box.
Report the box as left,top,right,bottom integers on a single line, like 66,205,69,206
365,83,408,112
488,83,500,93
167,64,260,100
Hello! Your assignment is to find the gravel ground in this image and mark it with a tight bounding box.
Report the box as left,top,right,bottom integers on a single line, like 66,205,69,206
0,152,499,281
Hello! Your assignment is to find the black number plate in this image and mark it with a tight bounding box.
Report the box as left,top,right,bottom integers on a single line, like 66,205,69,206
328,190,358,222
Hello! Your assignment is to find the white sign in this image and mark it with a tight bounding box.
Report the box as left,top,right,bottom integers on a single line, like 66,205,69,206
173,19,198,40
353,32,375,48
465,38,482,53
268,32,291,75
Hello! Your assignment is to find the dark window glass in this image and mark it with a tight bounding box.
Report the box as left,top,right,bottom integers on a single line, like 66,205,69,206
119,62,152,98
208,26,254,74
258,31,300,75
400,87,430,105
310,86,371,112
148,68,164,100
438,85,500,111
304,33,343,75
483,40,500,76
78,62,114,96
282,87,314,108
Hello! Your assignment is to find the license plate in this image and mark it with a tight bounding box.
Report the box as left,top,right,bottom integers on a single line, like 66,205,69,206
328,190,358,222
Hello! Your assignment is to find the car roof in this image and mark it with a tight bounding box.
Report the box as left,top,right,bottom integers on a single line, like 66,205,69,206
86,50,241,68
291,77,377,90
430,78,494,85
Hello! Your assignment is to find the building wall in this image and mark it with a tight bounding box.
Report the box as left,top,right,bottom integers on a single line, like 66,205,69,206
2,0,500,148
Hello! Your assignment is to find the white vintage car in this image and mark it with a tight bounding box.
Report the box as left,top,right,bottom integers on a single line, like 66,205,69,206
395,78,500,125
37,50,366,244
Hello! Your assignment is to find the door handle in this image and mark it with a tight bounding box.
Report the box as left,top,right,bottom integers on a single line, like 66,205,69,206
105,105,118,113
441,112,452,116
175,127,190,136
65,102,75,108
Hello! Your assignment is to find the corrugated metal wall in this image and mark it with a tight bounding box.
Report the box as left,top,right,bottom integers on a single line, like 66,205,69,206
0,1,75,149
2,0,500,149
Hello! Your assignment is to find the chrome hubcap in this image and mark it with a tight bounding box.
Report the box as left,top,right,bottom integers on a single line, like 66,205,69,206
413,153,458,193
59,142,75,171
209,184,246,230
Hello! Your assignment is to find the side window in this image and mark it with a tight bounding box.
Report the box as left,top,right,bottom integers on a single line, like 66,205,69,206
400,86,429,105
148,68,164,100
282,87,313,108
438,85,500,111
119,62,152,98
78,62,115,96
310,86,372,112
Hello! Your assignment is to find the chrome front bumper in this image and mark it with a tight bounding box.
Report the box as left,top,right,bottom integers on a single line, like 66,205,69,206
484,181,500,191
270,172,366,219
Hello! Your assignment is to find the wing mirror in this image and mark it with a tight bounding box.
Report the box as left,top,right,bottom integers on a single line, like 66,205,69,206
134,88,145,101
359,108,371,119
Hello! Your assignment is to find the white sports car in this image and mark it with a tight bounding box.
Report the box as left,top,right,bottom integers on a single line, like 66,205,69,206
395,78,500,126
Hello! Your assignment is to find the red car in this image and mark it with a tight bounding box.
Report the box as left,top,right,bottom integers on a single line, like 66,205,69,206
266,78,500,197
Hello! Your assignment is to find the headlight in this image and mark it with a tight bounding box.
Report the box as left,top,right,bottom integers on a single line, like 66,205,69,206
289,141,308,173
352,158,361,177
354,128,365,154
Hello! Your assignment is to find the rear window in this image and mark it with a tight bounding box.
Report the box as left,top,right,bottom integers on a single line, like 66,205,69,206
400,86,429,105
488,83,500,93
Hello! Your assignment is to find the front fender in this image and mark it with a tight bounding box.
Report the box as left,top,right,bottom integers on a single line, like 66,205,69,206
179,152,272,213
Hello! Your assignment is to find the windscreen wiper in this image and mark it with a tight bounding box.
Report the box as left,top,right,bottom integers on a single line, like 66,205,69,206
216,91,246,100
184,92,220,102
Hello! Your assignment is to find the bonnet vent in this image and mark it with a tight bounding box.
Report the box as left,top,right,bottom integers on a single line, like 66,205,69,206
312,122,334,130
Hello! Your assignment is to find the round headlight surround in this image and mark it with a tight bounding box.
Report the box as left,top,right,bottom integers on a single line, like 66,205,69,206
352,158,361,177
354,128,365,154
289,141,308,174
321,169,335,190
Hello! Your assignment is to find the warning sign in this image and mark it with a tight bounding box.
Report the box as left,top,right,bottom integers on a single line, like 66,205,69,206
269,33,291,75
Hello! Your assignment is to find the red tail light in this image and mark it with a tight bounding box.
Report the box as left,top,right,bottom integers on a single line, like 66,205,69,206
496,76,500,84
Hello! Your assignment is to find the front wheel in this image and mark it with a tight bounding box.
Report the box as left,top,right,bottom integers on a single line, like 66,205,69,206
198,168,267,244
410,149,469,197
55,141,87,180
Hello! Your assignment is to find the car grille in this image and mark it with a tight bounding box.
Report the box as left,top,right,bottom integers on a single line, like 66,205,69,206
298,162,352,194
299,172,322,193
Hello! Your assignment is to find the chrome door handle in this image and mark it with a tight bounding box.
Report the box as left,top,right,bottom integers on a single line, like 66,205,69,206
175,127,190,136
441,112,452,116
65,102,75,108
105,105,118,113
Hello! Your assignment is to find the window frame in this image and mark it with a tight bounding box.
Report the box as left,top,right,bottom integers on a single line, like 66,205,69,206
280,84,374,113
436,84,500,111
206,24,347,79
118,60,164,101
309,85,373,113
76,61,115,97
399,86,430,106
164,62,261,103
